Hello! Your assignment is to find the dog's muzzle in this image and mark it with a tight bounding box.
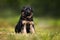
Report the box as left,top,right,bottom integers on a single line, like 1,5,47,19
25,9,31,16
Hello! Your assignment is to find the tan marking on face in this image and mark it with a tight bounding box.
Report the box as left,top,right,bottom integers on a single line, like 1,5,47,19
21,12,24,16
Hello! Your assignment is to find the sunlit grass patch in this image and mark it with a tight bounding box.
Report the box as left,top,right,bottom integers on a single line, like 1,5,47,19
0,28,60,40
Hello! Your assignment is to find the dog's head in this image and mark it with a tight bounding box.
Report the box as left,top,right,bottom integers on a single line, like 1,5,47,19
22,6,33,16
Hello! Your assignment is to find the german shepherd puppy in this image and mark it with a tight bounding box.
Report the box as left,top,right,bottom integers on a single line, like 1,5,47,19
15,6,35,34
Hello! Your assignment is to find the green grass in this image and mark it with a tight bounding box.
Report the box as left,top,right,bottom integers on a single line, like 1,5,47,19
0,16,60,40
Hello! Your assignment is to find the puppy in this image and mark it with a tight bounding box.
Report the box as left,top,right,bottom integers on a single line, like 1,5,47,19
15,6,35,34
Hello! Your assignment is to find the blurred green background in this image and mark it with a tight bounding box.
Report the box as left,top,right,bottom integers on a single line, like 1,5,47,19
0,0,60,40
0,0,60,18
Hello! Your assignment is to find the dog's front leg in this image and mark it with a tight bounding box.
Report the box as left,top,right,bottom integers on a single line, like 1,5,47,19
23,24,26,34
22,21,27,34
30,22,35,33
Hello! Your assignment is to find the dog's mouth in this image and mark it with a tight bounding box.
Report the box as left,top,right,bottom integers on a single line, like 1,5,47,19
25,12,31,16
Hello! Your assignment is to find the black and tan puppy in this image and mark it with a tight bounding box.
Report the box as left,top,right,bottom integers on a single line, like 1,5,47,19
15,6,35,34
